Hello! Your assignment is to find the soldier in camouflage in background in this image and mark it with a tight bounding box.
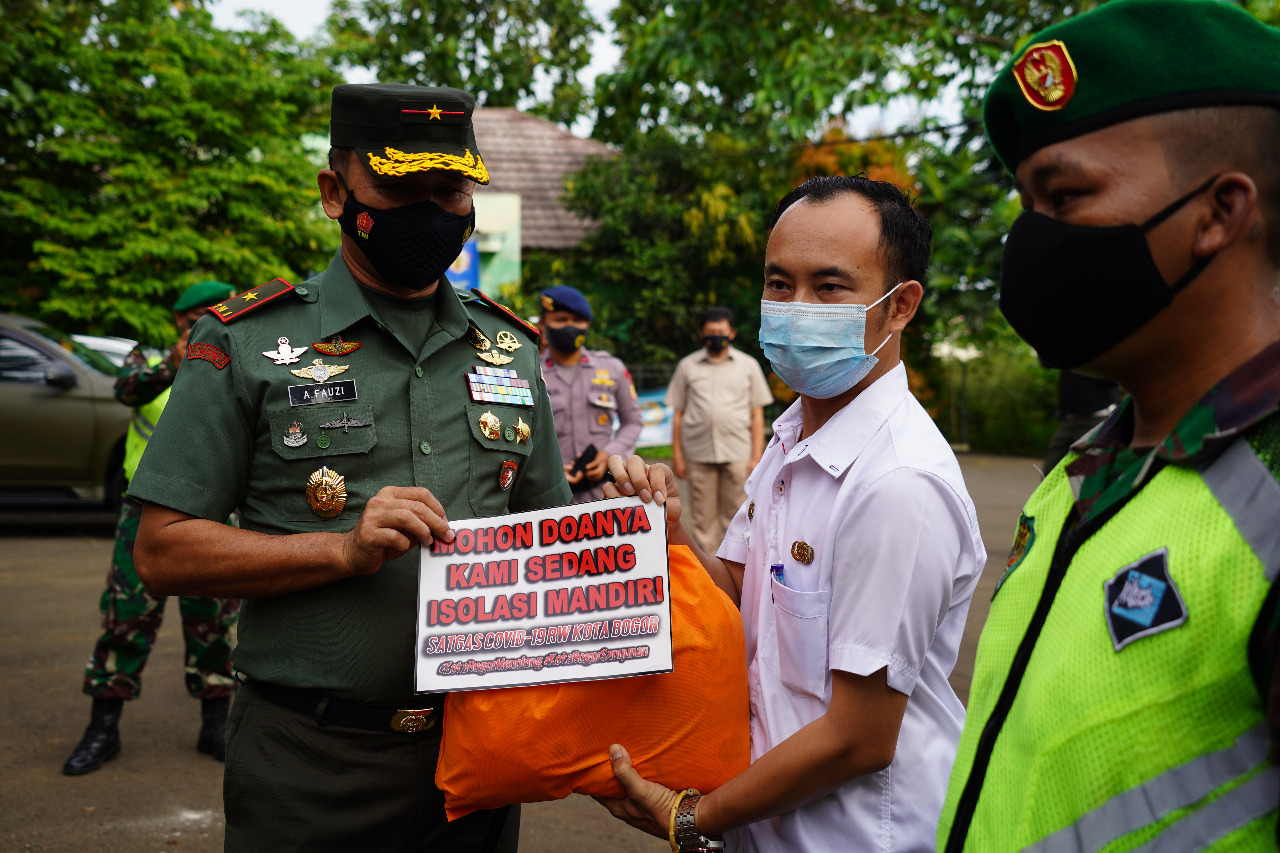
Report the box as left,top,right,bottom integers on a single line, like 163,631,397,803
63,281,241,777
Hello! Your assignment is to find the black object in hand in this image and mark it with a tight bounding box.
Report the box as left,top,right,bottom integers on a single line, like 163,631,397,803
568,444,600,492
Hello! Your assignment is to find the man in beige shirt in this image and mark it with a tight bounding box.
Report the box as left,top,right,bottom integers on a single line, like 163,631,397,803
666,306,773,552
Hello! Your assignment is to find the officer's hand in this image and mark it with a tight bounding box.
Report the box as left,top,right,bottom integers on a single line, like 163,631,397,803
585,449,611,480
602,455,682,528
341,486,454,577
563,463,585,486
593,743,682,839
672,456,688,480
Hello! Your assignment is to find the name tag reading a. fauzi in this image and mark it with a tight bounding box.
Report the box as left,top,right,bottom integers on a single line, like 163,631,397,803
289,380,357,406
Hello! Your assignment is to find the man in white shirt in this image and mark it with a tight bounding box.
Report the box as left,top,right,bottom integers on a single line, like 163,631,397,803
597,175,986,853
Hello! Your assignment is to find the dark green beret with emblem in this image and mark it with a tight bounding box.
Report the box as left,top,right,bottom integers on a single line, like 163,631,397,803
330,83,489,184
983,0,1280,172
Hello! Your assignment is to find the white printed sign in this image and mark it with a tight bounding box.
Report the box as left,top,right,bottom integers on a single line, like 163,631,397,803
415,497,671,693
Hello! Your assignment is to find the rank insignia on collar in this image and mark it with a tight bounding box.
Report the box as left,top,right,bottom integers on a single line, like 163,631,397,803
1014,40,1077,112
263,336,308,365
499,460,519,491
283,421,307,447
791,541,814,564
312,336,362,356
495,331,522,352
318,412,371,433
290,358,350,383
515,417,530,444
468,326,492,351
467,366,534,406
1104,549,1187,652
479,411,502,440
993,514,1035,600
479,350,514,367
306,465,347,518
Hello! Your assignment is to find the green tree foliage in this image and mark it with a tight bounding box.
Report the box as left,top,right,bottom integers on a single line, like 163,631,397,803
324,0,600,127
0,0,338,343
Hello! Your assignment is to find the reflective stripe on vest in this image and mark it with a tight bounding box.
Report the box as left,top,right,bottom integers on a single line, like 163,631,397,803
1132,765,1280,853
1024,725,1270,853
130,410,156,441
1200,438,1280,582
122,354,170,484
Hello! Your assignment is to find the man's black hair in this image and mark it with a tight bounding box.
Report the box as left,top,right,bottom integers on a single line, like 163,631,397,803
698,306,734,330
772,175,932,292
327,146,356,173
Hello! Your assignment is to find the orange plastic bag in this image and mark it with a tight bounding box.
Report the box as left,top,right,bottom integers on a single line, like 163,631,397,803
436,544,750,820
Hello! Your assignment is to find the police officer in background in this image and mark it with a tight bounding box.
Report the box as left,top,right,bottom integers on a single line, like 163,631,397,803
131,84,569,851
540,285,643,503
63,281,240,777
940,1,1280,849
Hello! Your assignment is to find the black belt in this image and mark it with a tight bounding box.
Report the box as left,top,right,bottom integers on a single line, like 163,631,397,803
248,680,446,734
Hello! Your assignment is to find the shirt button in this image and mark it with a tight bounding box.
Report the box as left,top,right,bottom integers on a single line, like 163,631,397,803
419,441,431,455
415,366,423,378
295,286,309,296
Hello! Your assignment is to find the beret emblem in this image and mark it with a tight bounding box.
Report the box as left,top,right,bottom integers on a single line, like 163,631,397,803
1014,40,1077,112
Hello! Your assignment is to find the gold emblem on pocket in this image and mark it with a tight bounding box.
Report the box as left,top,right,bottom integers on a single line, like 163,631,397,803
515,417,531,444
306,466,347,518
791,541,814,564
748,501,755,521
479,411,502,440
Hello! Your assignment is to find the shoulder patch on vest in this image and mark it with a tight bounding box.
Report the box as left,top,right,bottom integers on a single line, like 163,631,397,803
1104,548,1188,651
207,278,295,324
993,513,1035,600
469,290,541,341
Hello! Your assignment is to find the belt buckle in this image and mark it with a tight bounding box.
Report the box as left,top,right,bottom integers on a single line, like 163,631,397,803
390,708,435,734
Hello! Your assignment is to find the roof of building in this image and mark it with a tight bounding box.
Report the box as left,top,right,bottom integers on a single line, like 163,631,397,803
473,107,612,250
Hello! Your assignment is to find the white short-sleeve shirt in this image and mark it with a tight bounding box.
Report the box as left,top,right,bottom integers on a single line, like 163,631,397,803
716,362,985,853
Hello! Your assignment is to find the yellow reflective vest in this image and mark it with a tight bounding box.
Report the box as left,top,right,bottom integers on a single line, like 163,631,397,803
940,435,1279,852
123,354,171,485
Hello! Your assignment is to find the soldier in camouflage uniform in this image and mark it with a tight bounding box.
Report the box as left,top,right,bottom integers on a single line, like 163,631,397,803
63,281,241,777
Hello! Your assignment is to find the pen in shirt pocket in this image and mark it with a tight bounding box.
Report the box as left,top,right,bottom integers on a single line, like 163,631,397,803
770,563,784,599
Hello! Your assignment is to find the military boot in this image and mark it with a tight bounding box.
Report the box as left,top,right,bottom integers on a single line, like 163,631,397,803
196,696,229,761
62,697,123,776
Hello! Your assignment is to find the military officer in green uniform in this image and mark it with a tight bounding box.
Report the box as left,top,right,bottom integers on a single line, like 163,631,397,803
939,2,1280,850
131,83,570,851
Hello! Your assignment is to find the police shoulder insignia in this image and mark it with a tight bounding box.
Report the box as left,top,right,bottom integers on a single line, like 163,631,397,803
470,290,541,341
993,513,1035,600
208,278,296,324
1104,548,1187,652
1014,40,1077,112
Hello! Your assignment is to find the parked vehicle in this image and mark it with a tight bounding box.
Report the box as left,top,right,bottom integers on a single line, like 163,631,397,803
0,314,131,508
72,334,137,368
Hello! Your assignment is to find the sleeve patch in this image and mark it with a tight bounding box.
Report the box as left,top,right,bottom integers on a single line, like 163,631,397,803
186,342,230,369
207,278,294,323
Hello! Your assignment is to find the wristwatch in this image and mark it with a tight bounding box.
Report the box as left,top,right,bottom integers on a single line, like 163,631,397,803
673,792,725,852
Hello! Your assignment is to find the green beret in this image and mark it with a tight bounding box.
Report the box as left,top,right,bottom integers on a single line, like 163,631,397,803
983,0,1280,172
173,280,235,312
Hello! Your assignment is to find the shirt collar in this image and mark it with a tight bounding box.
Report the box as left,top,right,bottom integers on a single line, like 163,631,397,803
1069,338,1280,465
318,248,468,341
772,362,910,479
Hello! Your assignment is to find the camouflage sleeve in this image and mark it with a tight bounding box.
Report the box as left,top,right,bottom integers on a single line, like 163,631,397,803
114,345,176,408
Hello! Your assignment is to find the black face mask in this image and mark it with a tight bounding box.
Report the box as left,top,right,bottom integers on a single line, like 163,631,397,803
336,171,475,292
999,175,1219,370
545,323,587,354
703,335,731,354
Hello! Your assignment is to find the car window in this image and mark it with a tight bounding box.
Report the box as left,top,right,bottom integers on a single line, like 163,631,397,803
0,335,53,383
20,323,119,376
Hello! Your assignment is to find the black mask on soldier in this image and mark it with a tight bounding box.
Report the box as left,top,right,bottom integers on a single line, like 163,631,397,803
336,171,475,292
545,323,588,354
703,335,731,354
999,175,1219,370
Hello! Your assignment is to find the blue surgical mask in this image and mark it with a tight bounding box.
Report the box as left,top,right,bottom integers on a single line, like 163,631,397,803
758,282,903,399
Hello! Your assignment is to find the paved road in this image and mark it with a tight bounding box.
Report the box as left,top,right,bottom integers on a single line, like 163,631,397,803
0,455,1042,852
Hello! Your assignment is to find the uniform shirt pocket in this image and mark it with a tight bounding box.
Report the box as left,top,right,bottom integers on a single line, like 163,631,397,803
588,391,617,435
261,406,377,523
763,576,831,699
464,402,534,516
